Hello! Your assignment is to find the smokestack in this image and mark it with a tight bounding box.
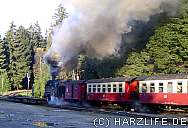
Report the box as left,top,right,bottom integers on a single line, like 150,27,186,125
45,0,180,70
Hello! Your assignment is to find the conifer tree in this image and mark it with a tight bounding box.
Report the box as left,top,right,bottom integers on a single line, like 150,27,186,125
52,4,68,28
4,22,16,89
29,22,45,48
0,35,11,93
6,25,33,89
0,35,6,72
33,48,51,98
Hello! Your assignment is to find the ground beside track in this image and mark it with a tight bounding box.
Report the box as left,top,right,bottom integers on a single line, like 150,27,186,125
0,100,187,128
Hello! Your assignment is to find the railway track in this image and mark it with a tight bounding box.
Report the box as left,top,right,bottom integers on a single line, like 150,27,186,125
0,96,188,125
49,103,188,125
0,96,47,105
2,90,32,96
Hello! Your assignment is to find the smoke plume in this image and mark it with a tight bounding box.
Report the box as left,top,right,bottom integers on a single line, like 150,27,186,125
45,0,179,69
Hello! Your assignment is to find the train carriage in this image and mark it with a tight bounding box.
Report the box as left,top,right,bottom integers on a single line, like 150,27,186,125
64,80,86,102
86,77,138,104
139,74,188,106
45,73,188,110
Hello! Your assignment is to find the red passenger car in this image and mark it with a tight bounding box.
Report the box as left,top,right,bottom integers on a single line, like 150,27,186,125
139,74,188,106
64,80,86,102
86,77,138,104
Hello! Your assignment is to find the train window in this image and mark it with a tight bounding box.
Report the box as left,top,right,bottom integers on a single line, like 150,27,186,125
167,82,173,93
142,83,147,93
108,84,111,92
187,81,188,93
97,85,101,93
88,85,91,93
177,82,182,93
113,84,117,93
150,83,155,93
119,84,123,93
159,83,163,93
102,85,106,93
93,85,96,93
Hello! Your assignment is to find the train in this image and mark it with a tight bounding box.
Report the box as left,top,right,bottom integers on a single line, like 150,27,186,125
44,74,188,111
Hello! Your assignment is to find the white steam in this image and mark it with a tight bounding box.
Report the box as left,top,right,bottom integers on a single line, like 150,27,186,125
45,0,179,68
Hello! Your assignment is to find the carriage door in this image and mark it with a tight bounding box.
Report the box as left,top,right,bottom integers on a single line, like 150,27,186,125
80,84,86,101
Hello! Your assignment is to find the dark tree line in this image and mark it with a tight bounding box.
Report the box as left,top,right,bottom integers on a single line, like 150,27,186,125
0,21,49,95
78,0,188,79
116,0,188,77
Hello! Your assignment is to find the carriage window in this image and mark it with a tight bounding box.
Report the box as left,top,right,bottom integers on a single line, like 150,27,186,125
119,84,123,93
177,82,182,93
93,85,96,93
108,84,111,92
113,84,117,92
150,83,155,93
142,83,147,93
159,83,163,93
187,81,188,93
97,85,101,93
102,85,106,93
167,82,173,93
88,85,91,93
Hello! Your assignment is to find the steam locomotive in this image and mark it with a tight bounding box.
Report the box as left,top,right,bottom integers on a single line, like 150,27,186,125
45,74,188,110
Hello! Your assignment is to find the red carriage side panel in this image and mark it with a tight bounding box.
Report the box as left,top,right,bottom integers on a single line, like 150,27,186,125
86,77,137,103
129,80,138,93
128,80,139,101
72,83,79,100
64,80,86,102
87,83,126,102
86,82,130,102
87,82,127,102
139,93,188,106
65,83,73,100
80,83,87,101
72,83,86,101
